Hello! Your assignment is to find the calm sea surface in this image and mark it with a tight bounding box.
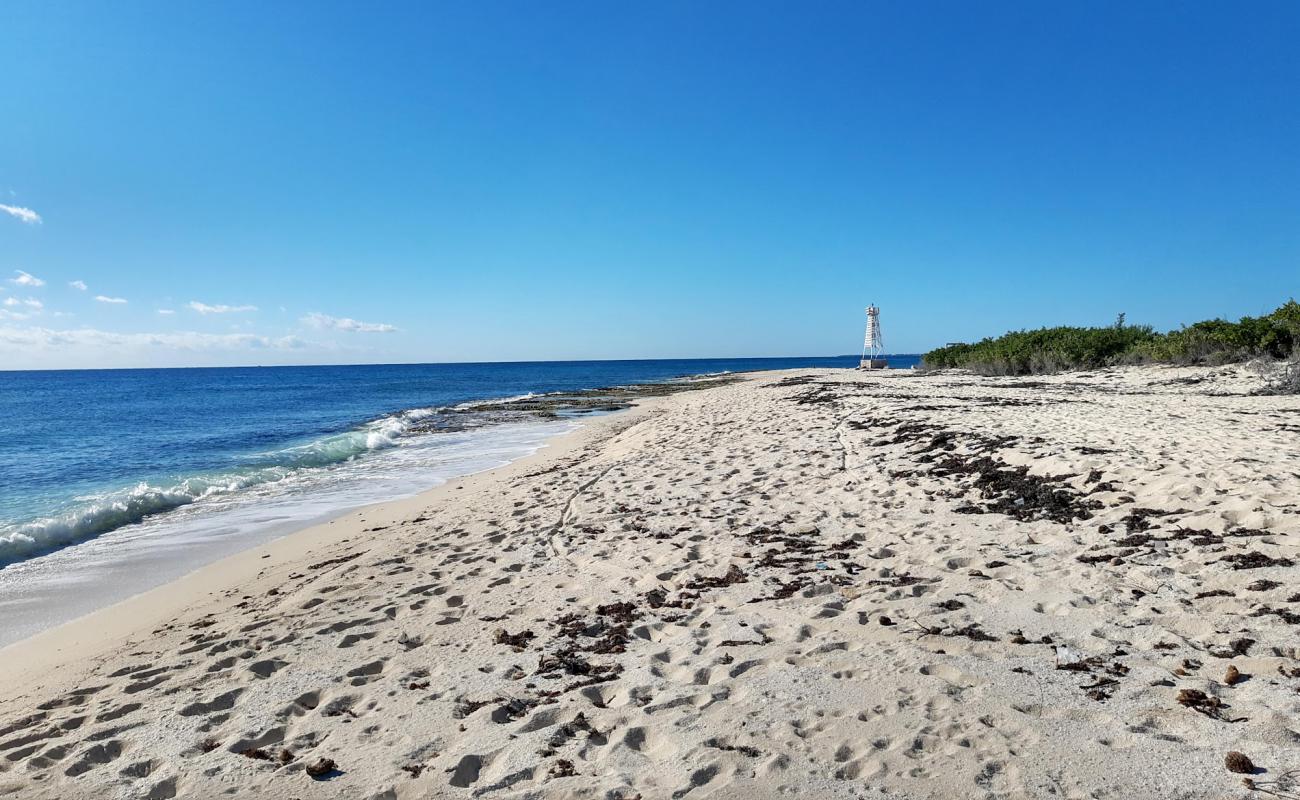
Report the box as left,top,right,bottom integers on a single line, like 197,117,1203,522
0,356,917,644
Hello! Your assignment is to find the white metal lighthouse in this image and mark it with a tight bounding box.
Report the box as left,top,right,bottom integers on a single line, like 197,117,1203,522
860,305,887,369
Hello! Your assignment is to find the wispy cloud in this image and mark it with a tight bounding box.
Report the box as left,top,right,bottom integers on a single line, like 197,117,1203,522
0,325,308,352
157,309,176,315
301,312,397,333
0,324,349,369
10,270,45,287
69,280,88,291
95,295,128,304
189,301,257,314
0,297,42,319
0,205,41,225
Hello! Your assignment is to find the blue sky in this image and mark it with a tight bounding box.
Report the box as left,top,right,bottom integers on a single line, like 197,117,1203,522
1,1,1297,369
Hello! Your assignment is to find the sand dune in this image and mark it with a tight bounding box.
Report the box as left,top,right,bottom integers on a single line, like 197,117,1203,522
1,365,1298,799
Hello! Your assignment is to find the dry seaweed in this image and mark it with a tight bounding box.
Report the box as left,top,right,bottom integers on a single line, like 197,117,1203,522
1223,552,1294,570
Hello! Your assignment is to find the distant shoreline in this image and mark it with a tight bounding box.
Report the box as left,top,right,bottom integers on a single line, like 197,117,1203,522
0,354,924,375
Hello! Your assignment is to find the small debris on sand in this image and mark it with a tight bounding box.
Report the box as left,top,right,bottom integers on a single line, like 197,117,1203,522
493,628,536,650
305,757,336,778
1222,551,1294,570
548,759,577,778
1225,751,1255,774
1177,689,1215,709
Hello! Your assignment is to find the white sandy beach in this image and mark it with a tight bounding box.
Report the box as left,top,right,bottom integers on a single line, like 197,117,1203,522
1,365,1298,800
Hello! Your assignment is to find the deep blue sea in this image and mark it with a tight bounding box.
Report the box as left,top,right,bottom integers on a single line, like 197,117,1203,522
0,356,916,644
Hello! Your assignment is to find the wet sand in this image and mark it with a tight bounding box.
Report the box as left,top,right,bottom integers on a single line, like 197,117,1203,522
1,365,1298,800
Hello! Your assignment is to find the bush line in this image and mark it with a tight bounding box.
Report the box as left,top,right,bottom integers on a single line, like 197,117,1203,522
923,300,1300,376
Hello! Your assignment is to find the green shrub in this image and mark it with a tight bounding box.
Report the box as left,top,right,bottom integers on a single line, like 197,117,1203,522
1270,299,1300,334
924,300,1297,374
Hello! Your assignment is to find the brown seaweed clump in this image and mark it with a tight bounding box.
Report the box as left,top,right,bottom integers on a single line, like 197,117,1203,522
1176,688,1246,722
1177,688,1217,710
1222,551,1294,570
548,759,577,778
1224,751,1255,774
493,628,536,650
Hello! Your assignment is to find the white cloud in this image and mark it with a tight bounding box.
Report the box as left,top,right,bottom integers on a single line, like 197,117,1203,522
95,295,128,304
0,205,41,225
0,325,309,353
69,280,88,291
189,300,257,314
10,270,45,287
157,309,176,315
0,322,365,369
0,298,41,319
301,312,397,333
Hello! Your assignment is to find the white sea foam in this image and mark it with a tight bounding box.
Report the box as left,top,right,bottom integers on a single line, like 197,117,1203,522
0,469,287,562
452,392,539,410
0,405,510,563
0,416,580,646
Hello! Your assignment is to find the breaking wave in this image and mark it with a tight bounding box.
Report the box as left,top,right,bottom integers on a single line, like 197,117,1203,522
0,406,441,563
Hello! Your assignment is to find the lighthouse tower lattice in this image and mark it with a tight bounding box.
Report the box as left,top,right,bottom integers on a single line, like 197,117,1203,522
860,305,887,369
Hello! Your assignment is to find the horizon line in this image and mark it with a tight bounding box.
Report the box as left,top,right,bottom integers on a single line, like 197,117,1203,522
0,353,923,375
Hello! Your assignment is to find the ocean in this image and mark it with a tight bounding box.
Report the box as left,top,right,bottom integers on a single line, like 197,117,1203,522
0,355,918,645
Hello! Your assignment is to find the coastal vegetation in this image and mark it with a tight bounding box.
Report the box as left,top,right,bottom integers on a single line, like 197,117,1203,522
923,300,1300,380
